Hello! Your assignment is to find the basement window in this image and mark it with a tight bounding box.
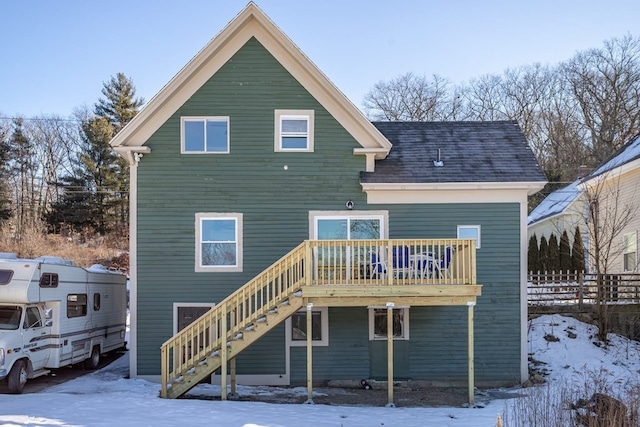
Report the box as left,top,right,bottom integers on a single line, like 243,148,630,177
286,307,328,346
368,307,409,340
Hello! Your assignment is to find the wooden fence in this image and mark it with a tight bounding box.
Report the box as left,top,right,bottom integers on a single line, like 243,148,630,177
528,271,640,307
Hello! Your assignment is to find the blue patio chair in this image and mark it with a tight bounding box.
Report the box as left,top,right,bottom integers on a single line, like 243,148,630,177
369,251,387,278
436,246,454,278
392,245,410,278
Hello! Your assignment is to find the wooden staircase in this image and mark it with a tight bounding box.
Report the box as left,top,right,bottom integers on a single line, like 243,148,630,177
160,238,480,399
160,242,308,398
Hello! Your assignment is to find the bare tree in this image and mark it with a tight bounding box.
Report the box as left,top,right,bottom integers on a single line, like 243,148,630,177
363,73,457,121
581,171,638,341
562,34,640,163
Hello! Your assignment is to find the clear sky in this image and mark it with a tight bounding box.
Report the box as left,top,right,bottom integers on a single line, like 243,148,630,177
2,0,639,118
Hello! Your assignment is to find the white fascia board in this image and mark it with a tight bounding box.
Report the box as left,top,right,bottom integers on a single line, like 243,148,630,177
362,181,546,204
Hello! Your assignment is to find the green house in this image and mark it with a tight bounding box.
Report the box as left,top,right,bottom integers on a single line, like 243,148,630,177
110,3,546,404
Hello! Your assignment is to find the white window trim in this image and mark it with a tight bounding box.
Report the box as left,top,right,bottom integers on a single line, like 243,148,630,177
623,231,637,272
285,306,329,347
195,212,243,272
457,225,481,249
172,302,216,335
181,116,230,154
368,306,410,341
308,210,389,239
274,109,314,152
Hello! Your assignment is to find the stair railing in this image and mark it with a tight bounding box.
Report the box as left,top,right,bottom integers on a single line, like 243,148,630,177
160,241,308,397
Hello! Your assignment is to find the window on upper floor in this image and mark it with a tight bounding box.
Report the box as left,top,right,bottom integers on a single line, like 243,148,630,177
457,225,481,249
195,213,243,272
275,110,314,152
181,117,229,153
623,232,637,272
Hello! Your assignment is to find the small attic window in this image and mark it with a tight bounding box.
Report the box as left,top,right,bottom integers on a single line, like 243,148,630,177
275,110,314,152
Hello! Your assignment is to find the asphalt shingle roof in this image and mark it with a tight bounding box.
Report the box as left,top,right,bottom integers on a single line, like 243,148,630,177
362,121,546,184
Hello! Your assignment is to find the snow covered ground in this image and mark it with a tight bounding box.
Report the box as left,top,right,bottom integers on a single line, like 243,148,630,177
0,314,639,427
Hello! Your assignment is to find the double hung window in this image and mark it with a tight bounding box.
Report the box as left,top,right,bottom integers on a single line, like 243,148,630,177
195,213,243,272
275,110,314,152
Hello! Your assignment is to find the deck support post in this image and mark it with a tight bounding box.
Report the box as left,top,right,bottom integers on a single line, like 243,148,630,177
230,358,237,398
468,301,475,406
304,302,314,404
221,303,228,401
386,302,395,407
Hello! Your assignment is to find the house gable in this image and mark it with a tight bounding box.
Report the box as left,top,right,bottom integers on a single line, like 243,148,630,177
110,2,390,162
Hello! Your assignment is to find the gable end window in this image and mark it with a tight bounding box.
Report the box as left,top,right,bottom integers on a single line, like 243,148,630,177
181,117,229,153
195,213,243,272
275,110,314,152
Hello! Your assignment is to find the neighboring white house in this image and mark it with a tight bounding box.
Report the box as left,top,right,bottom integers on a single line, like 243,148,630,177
579,134,640,273
527,179,587,246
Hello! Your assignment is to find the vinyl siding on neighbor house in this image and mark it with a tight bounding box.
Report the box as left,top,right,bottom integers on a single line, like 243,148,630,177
135,37,369,375
597,166,640,272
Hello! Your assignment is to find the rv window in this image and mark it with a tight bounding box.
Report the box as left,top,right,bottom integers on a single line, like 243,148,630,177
0,306,21,330
23,307,42,329
0,270,13,285
67,294,87,318
40,273,59,288
93,293,101,311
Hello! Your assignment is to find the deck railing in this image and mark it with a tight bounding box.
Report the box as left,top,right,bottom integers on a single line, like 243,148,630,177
160,238,476,397
309,238,476,286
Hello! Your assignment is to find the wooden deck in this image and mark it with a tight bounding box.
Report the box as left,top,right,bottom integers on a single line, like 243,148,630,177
160,239,481,404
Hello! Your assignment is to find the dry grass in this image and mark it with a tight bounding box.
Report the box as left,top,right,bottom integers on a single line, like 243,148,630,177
503,368,640,426
0,221,128,272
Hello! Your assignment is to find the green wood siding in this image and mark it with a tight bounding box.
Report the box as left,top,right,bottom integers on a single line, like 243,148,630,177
135,37,523,386
287,204,521,386
290,307,370,384
136,38,368,375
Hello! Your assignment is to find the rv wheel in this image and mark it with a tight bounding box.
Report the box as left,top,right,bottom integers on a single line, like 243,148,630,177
7,360,27,394
85,346,101,370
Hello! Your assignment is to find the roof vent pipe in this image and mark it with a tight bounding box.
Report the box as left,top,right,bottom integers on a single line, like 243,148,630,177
433,149,444,167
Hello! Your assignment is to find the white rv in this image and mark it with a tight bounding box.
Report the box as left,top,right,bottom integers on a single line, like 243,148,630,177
0,254,127,393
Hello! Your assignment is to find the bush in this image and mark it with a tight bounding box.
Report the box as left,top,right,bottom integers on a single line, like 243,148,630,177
0,220,128,272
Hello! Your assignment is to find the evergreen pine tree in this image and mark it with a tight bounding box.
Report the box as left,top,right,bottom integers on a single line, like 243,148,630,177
539,236,549,273
548,233,560,273
46,74,143,234
528,234,540,273
559,230,572,275
571,226,586,273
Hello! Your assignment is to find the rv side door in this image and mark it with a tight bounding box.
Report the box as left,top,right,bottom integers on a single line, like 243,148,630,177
21,306,51,370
